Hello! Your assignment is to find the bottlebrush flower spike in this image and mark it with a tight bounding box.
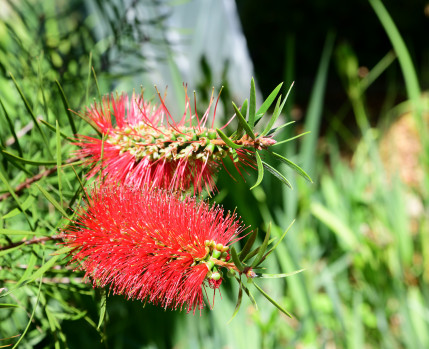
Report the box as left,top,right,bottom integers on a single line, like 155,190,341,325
63,183,245,313
75,79,312,194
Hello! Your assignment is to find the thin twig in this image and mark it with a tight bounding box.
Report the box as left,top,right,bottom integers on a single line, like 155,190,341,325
0,234,65,252
0,156,83,202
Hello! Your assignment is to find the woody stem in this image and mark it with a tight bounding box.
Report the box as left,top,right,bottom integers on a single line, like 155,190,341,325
210,258,240,272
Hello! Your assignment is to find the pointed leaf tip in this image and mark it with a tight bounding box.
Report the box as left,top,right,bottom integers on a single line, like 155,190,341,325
232,102,256,140
216,128,243,149
250,152,264,190
253,282,292,317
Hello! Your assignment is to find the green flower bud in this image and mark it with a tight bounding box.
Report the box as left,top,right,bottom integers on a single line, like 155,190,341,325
208,130,217,140
211,272,221,280
205,260,215,270
212,250,221,259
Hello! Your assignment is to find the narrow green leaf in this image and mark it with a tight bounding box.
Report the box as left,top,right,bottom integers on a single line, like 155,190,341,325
55,80,77,135
239,229,258,262
0,229,42,235
0,170,32,229
255,82,283,124
310,202,359,250
251,223,271,267
56,121,63,208
9,72,52,157
241,99,248,119
98,289,107,329
35,183,68,217
0,152,32,176
250,152,264,190
242,237,277,263
249,78,256,128
239,276,258,309
266,120,296,136
230,246,244,271
86,52,93,105
0,303,20,308
37,57,50,126
270,152,313,183
262,161,292,189
232,102,256,139
25,253,62,285
17,252,38,288
261,220,295,262
52,246,72,256
11,257,44,349
256,269,305,279
253,282,292,317
2,150,57,166
40,119,74,141
272,131,310,146
260,82,293,137
70,165,90,203
92,67,102,102
260,95,281,138
2,195,35,219
46,306,60,332
227,278,243,324
0,243,24,257
216,128,243,149
301,32,334,173
0,98,23,156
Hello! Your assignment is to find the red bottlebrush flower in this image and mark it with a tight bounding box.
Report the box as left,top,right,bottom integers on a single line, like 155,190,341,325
63,183,245,313
75,89,277,194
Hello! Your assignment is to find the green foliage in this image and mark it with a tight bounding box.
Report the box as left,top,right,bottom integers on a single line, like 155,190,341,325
1,1,429,348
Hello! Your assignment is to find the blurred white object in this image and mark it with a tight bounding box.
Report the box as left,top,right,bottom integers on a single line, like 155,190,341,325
114,0,259,114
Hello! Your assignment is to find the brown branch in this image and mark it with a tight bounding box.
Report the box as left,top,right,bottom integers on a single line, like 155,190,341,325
0,234,65,252
0,156,83,202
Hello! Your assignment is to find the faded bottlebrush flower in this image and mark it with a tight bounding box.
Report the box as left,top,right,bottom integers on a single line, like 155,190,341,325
63,183,245,313
75,89,277,194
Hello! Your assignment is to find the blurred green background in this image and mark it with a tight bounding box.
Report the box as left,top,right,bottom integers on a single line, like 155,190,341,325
0,0,428,348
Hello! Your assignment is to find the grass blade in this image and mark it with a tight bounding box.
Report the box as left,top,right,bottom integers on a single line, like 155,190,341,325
40,119,74,141
11,264,44,349
0,98,23,156
300,32,335,174
55,80,77,135
9,72,52,157
0,229,41,235
2,150,57,166
35,183,68,218
56,120,63,208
